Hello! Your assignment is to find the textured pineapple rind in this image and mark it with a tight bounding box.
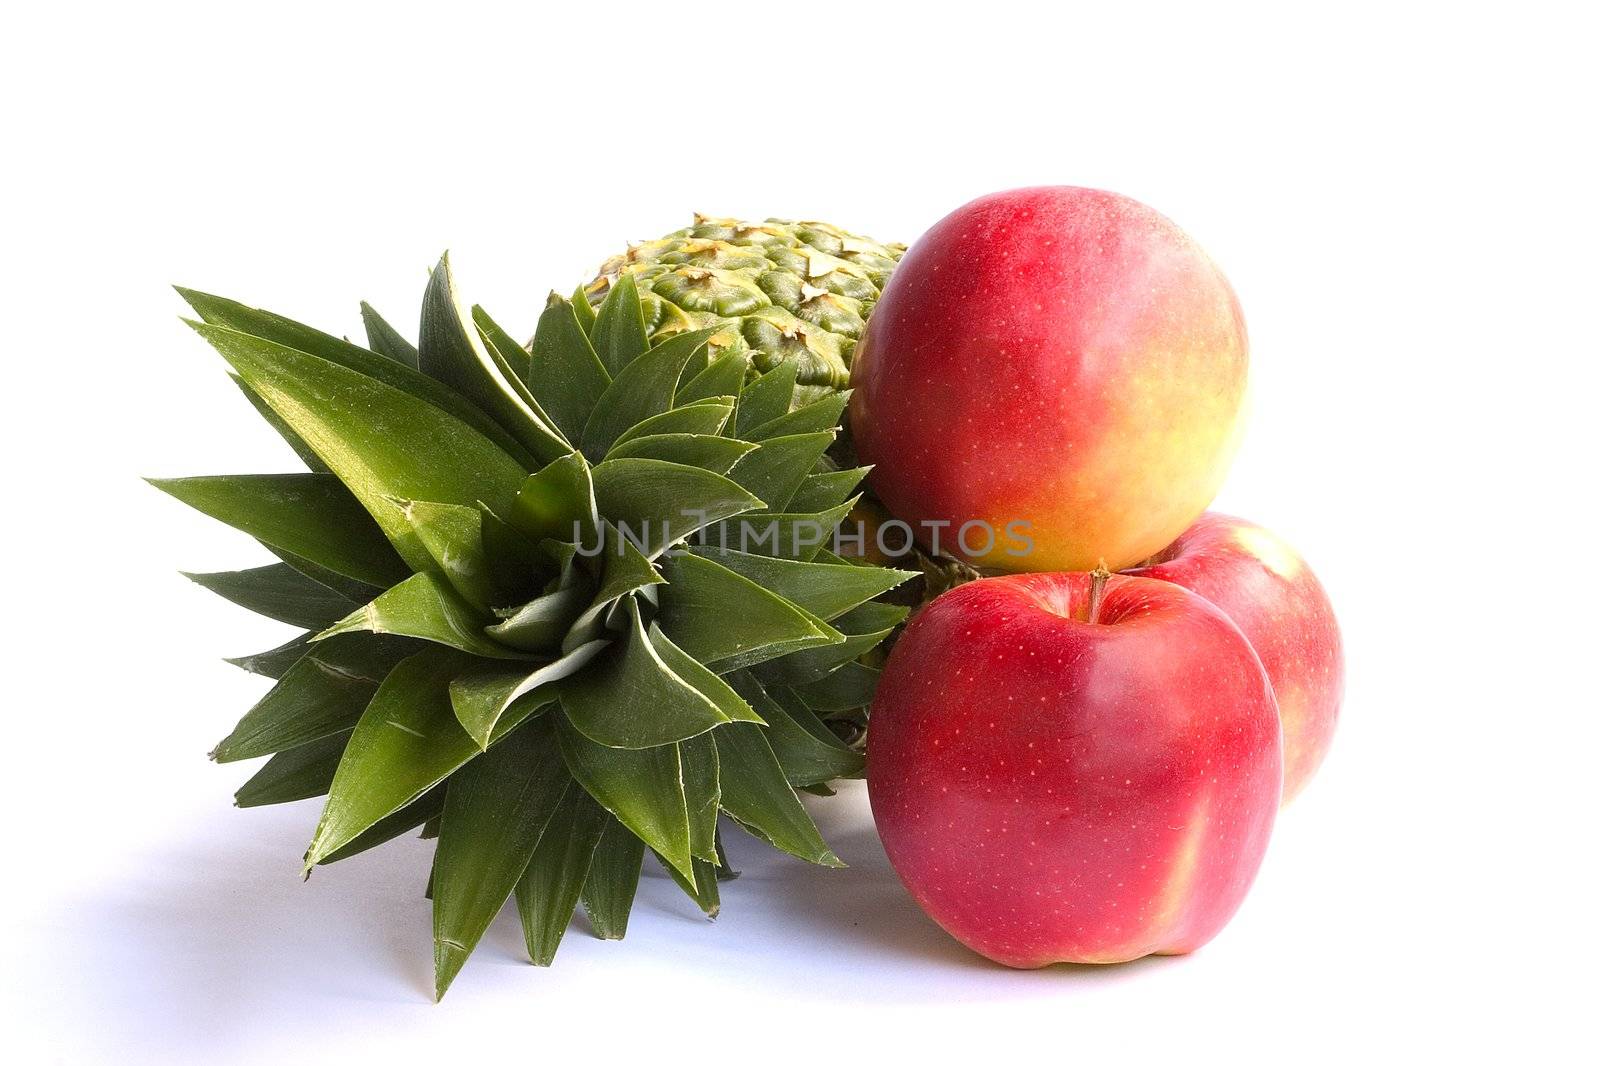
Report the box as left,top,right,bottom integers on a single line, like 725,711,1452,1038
586,215,906,391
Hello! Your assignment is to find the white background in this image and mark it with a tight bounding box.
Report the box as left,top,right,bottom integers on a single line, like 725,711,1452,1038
3,2,1596,1062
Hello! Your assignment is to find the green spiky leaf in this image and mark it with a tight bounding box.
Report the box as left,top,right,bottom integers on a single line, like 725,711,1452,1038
560,598,731,749
580,817,646,940
677,351,749,406
432,717,570,998
655,551,841,671
527,297,610,444
183,562,359,630
746,391,851,442
607,433,756,474
724,431,836,514
359,302,420,368
613,398,733,444
419,254,567,463
316,572,520,660
787,467,871,513
557,717,694,882
734,356,798,434
590,273,649,376
515,782,607,966
714,722,841,867
303,648,482,868
689,546,913,622
150,473,408,588
234,732,347,808
211,639,405,762
190,321,531,573
178,288,541,468
580,329,716,459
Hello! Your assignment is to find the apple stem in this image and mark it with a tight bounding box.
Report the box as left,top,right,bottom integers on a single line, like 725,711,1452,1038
1086,563,1111,625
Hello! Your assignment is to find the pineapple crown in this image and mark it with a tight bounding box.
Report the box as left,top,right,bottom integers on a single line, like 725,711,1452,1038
152,252,912,997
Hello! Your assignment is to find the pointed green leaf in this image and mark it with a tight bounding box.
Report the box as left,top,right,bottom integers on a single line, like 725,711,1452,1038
527,297,610,445
225,632,314,678
709,498,856,562
477,504,548,603
230,374,328,471
746,391,851,443
150,473,408,587
580,817,646,940
359,302,421,368
579,329,716,460
485,584,587,652
570,286,598,334
590,273,648,376
316,572,522,659
557,717,694,882
714,722,841,867
562,527,663,652
510,451,598,545
734,356,798,435
382,498,494,612
468,304,530,386
234,731,348,808
304,648,482,867
515,782,608,966
316,786,447,866
655,551,841,671
183,563,358,631
212,638,407,762
613,398,733,446
754,600,907,685
792,661,881,713
657,854,721,918
560,598,730,748
787,467,871,513
647,623,762,726
418,253,567,463
725,431,835,514
688,546,913,621
189,322,532,573
606,433,756,474
447,642,600,749
178,288,540,468
265,545,384,604
677,351,748,406
729,674,863,786
433,716,571,998
591,458,762,558
679,732,720,863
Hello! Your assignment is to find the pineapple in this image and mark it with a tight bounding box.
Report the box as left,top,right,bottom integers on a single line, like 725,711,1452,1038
153,245,913,998
586,215,905,399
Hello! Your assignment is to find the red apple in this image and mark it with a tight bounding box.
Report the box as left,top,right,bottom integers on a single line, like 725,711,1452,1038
867,572,1280,966
1124,513,1342,803
850,186,1249,572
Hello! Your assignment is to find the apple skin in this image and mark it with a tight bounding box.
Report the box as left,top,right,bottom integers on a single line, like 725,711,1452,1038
850,186,1249,572
1124,513,1342,804
867,572,1281,967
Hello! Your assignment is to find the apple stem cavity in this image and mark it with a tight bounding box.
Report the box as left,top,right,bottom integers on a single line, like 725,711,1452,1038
1085,564,1112,625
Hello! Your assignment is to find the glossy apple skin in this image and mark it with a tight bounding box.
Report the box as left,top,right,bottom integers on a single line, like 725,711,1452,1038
868,573,1280,967
1124,513,1342,804
850,186,1249,572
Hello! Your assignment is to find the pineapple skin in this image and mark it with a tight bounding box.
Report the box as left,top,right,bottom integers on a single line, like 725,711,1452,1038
586,215,905,393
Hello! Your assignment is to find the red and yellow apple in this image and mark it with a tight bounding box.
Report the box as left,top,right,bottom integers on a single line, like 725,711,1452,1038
850,186,1249,572
867,572,1281,967
1125,513,1342,803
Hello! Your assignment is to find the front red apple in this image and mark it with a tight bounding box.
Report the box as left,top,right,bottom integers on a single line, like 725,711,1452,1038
850,186,1249,572
1125,513,1343,803
868,573,1280,966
